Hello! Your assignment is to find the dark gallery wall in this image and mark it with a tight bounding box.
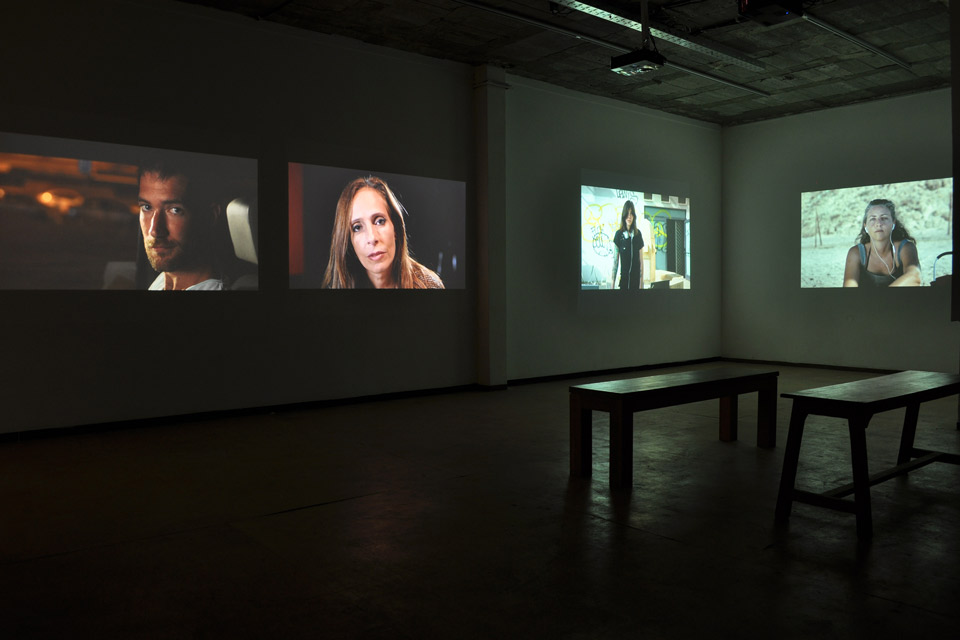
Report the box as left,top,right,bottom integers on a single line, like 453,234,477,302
721,89,957,372
504,77,723,380
0,0,478,433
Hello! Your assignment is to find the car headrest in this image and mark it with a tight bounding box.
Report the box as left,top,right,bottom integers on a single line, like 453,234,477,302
226,197,258,265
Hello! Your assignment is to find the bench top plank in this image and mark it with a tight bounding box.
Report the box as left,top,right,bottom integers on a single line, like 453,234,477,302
782,370,960,416
570,367,778,397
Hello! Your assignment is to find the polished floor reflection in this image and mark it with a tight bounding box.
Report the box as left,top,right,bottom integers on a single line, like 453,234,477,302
2,362,958,638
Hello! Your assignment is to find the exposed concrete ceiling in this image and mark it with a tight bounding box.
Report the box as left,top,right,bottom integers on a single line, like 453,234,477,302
174,0,952,125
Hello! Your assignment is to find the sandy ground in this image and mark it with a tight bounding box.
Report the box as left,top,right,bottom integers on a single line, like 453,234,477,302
800,231,952,287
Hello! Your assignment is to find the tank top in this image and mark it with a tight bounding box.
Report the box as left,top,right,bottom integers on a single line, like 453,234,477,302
857,240,913,287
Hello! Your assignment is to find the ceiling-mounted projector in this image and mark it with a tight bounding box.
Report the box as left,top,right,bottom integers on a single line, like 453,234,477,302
611,48,665,76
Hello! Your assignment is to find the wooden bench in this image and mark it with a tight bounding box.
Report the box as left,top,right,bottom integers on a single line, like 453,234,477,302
570,367,779,489
775,370,960,540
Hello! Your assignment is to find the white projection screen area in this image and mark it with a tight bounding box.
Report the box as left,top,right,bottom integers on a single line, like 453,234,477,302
289,163,465,290
580,184,691,290
0,131,258,290
800,178,953,288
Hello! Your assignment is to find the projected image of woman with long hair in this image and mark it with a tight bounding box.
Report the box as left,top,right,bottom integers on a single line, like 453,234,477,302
322,176,444,289
843,198,921,287
611,200,644,290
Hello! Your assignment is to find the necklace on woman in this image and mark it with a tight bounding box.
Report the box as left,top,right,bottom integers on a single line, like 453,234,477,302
873,243,894,276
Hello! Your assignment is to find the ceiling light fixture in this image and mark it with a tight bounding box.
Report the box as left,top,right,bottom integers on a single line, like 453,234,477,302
738,0,912,71
801,13,912,72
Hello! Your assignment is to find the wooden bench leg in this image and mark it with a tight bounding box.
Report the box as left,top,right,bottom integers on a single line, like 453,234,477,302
719,395,738,442
609,405,633,489
757,381,777,448
775,402,807,521
848,415,873,540
896,403,921,465
570,393,592,477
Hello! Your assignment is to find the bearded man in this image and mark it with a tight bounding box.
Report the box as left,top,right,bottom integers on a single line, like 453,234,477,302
137,157,225,291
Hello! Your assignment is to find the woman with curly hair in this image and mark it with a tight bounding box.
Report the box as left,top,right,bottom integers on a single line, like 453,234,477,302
843,198,921,287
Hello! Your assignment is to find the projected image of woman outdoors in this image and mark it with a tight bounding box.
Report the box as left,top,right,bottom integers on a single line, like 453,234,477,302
322,176,444,289
611,200,645,290
843,199,921,287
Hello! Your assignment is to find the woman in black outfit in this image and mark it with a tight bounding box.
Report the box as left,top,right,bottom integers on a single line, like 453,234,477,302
611,200,644,290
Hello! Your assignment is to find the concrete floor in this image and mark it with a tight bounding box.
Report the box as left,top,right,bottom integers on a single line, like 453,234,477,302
2,362,959,638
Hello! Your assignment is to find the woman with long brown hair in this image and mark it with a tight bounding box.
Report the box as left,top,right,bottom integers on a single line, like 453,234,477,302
322,176,444,289
843,198,920,287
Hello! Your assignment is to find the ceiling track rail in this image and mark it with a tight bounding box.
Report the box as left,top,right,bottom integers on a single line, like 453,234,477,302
553,0,765,71
801,13,912,73
451,0,769,97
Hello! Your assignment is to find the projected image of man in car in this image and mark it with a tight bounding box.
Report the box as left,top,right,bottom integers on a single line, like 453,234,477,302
138,158,223,291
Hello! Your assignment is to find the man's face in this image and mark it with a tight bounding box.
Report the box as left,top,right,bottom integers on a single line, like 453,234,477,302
139,171,212,273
